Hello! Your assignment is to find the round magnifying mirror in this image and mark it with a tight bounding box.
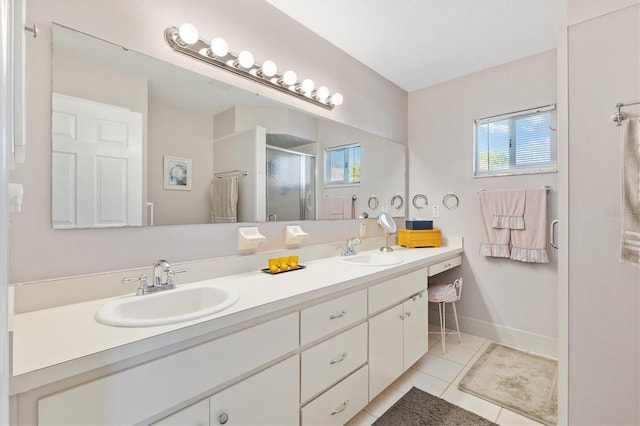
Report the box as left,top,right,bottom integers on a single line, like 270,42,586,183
377,212,397,252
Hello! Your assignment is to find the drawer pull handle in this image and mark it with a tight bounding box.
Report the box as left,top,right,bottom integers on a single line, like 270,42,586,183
329,309,348,320
218,412,229,424
330,352,348,364
444,262,451,268
331,400,349,415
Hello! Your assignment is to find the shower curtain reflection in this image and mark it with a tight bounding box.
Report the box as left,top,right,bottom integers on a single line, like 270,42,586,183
266,146,316,221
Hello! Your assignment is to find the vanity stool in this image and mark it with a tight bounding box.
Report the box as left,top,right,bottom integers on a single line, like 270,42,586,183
428,278,463,354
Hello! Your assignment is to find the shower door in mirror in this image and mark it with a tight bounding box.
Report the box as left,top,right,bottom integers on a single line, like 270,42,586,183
266,146,316,221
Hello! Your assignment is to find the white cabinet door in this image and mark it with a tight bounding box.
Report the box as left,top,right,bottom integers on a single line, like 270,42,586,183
403,292,428,369
153,399,209,426
368,291,429,400
368,304,404,400
209,355,299,426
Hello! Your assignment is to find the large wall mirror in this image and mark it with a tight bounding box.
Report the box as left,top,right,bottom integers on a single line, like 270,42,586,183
51,24,406,229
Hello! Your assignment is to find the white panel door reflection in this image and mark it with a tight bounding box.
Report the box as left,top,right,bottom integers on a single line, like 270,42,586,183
52,93,143,228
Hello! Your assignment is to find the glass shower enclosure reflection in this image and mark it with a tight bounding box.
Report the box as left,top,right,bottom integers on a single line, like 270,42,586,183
266,146,316,221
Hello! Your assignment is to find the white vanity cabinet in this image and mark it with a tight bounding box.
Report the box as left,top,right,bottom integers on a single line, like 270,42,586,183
154,355,299,426
153,399,210,426
37,313,298,426
299,290,369,425
367,268,428,400
208,355,299,426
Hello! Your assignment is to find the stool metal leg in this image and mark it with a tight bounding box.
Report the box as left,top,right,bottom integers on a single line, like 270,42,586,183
439,302,446,354
451,301,461,343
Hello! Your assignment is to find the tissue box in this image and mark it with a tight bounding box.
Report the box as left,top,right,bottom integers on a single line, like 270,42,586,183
398,229,441,248
405,220,433,230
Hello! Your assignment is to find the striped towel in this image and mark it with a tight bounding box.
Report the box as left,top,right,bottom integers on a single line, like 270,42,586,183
621,118,640,264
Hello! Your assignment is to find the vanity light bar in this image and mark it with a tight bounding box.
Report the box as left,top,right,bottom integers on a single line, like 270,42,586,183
164,24,344,110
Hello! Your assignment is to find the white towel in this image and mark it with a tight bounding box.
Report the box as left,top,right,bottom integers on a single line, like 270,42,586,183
210,177,238,223
621,118,640,264
479,191,511,258
510,188,549,263
490,189,526,229
322,196,352,220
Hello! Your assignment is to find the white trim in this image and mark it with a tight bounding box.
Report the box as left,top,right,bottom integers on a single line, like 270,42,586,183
556,1,569,423
429,312,558,359
0,0,13,423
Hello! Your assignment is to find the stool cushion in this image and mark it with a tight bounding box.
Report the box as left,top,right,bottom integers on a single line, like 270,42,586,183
428,283,458,303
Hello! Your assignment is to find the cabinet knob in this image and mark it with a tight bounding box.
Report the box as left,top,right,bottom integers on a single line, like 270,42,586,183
400,314,405,320
329,309,348,320
218,412,229,424
406,311,412,317
330,400,349,415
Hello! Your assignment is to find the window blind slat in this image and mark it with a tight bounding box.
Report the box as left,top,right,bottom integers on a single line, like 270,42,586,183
475,108,556,176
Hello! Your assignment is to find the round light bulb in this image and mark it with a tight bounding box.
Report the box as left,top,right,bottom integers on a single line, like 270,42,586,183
315,86,330,101
210,37,229,57
330,92,344,106
300,78,315,94
178,23,199,45
281,70,297,86
237,50,254,69
260,60,277,77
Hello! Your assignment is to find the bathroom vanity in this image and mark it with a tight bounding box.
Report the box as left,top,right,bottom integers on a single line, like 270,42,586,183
10,242,462,425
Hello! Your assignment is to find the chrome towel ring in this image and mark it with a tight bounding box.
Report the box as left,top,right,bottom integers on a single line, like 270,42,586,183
368,196,379,210
391,195,404,209
442,192,459,210
412,194,428,210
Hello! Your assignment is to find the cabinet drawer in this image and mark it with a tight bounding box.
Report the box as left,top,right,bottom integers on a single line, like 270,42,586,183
301,323,367,402
428,255,462,277
301,365,369,426
368,268,426,314
38,313,298,426
300,289,367,345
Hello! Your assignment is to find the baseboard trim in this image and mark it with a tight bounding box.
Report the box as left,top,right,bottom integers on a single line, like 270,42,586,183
429,311,558,359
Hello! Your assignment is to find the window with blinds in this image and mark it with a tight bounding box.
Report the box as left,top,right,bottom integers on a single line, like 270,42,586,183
325,143,361,186
474,105,557,177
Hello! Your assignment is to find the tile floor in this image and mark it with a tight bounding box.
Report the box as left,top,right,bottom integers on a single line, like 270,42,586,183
346,325,546,426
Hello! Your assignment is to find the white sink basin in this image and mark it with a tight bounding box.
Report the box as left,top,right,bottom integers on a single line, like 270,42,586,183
95,283,239,327
339,253,403,266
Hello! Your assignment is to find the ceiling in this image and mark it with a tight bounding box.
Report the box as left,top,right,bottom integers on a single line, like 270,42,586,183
267,0,559,92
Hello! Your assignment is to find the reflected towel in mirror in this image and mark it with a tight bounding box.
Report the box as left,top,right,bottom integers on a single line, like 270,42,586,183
210,177,239,223
322,196,352,220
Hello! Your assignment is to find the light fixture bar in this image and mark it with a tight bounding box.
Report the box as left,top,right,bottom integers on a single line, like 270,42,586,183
164,26,343,110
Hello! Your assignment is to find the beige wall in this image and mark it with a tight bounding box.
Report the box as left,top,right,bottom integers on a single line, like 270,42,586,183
408,50,558,352
568,3,640,424
11,0,407,283
147,101,214,226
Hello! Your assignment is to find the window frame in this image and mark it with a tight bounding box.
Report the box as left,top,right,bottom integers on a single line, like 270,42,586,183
324,143,361,187
473,104,557,178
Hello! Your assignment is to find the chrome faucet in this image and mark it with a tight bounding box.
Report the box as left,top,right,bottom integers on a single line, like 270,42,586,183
122,259,186,295
153,259,172,287
340,237,361,257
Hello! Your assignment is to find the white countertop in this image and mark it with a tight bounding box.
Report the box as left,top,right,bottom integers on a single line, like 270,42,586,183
11,244,462,394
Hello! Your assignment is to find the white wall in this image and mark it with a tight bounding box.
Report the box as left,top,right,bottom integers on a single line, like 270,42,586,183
409,50,558,353
11,0,407,283
567,3,640,424
147,101,214,225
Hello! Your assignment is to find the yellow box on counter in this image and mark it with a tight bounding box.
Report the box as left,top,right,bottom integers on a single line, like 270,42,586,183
398,229,441,248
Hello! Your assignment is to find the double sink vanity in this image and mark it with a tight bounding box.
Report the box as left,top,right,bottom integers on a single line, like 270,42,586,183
10,239,462,425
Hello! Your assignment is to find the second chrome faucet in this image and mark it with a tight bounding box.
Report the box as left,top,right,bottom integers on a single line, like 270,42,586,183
340,237,361,257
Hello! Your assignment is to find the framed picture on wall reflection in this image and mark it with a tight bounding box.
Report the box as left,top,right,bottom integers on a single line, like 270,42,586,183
164,155,192,191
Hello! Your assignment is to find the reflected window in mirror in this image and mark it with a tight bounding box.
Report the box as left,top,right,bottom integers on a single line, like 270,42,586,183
325,144,361,186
